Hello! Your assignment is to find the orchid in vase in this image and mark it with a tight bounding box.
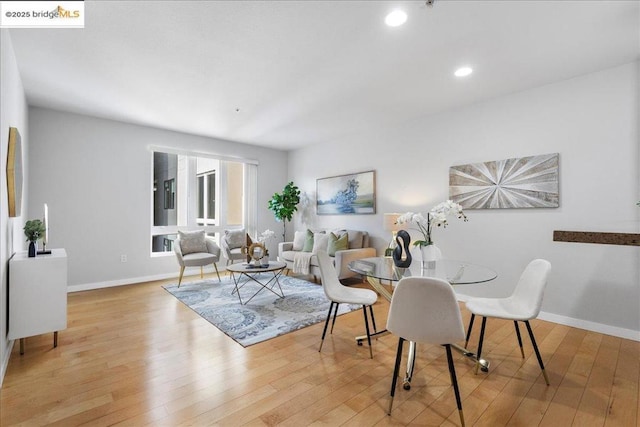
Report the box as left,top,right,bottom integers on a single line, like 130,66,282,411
257,229,275,257
396,200,468,248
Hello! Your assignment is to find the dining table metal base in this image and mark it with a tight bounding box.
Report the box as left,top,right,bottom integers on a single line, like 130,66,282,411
355,333,490,389
353,270,493,390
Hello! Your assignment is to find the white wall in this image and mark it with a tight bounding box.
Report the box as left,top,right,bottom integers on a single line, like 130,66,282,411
27,108,288,290
0,30,29,384
289,62,640,339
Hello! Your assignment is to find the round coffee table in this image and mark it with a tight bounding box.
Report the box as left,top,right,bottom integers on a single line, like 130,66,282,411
226,261,287,305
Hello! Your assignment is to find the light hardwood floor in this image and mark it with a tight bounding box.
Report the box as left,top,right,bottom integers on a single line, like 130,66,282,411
1,272,638,426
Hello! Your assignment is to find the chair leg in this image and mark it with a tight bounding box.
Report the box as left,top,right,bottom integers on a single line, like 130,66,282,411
445,344,465,427
369,305,377,333
525,320,550,385
465,313,475,349
388,337,405,415
514,321,525,358
213,263,221,281
319,302,334,352
178,266,185,287
474,316,487,374
362,305,373,359
330,302,340,334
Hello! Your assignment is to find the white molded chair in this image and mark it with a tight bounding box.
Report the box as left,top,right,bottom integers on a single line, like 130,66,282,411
174,235,221,287
464,259,552,385
386,276,466,425
316,250,378,358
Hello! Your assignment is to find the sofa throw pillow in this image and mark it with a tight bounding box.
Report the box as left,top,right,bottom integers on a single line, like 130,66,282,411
346,230,364,249
327,232,349,256
179,230,207,255
312,232,330,254
292,230,307,251
302,229,315,252
225,229,246,249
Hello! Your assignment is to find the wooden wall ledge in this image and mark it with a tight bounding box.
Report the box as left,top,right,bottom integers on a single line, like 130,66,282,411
553,230,640,246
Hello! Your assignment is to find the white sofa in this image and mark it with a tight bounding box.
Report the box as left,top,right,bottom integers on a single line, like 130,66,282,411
278,229,376,281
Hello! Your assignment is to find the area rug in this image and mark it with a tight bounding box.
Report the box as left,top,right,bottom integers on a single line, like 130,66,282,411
163,274,360,347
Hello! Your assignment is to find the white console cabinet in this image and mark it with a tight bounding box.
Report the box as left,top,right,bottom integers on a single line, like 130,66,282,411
8,248,67,354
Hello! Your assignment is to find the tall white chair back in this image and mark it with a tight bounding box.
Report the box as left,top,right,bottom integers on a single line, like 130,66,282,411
509,259,551,319
317,250,378,358
464,258,552,385
386,277,466,425
387,277,464,344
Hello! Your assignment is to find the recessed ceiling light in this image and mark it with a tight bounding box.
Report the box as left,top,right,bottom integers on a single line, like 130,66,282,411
454,67,473,77
385,10,407,27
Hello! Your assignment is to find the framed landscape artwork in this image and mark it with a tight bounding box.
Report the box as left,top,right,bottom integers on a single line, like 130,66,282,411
449,153,559,209
317,170,376,215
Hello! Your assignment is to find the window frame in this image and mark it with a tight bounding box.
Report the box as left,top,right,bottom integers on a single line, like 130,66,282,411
149,147,258,257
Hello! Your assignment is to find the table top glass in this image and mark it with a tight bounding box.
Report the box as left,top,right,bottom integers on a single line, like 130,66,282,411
226,260,286,273
348,257,497,285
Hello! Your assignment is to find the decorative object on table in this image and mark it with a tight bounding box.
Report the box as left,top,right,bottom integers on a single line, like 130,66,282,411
449,152,559,209
6,127,23,217
256,229,275,263
163,274,361,347
242,242,267,265
316,170,375,215
383,213,402,256
268,181,301,240
392,230,412,268
24,219,46,257
37,203,51,255
396,200,468,268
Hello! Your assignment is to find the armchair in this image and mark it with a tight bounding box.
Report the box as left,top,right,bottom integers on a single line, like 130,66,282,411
174,230,221,286
220,229,251,265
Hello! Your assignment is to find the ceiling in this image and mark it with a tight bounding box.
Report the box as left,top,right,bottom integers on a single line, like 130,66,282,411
8,1,640,151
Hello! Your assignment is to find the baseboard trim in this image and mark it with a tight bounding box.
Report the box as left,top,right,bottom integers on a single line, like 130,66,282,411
455,293,639,342
536,311,640,342
67,270,223,293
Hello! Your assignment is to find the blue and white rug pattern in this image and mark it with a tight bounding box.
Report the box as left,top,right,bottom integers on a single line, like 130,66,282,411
163,274,360,347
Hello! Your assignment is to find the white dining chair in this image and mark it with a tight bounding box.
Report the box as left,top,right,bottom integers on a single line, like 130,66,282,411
464,259,552,385
316,250,378,358
386,276,466,426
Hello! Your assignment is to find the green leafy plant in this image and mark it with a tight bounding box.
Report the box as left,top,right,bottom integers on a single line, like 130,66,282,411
24,219,45,242
268,182,301,240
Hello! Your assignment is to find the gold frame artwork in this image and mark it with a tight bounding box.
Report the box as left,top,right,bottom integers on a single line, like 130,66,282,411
6,127,23,217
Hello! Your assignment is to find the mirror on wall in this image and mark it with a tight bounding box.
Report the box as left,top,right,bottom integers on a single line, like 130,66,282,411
7,127,23,217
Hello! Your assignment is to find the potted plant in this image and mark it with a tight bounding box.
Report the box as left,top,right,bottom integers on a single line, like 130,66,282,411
24,219,45,257
268,182,301,241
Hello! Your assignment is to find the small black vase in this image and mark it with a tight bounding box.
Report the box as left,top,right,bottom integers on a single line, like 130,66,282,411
392,230,412,268
28,241,36,257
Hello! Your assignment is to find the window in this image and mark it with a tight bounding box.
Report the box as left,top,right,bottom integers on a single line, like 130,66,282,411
151,150,254,254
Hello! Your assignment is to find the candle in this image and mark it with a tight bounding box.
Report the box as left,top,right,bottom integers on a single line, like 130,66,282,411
43,203,48,246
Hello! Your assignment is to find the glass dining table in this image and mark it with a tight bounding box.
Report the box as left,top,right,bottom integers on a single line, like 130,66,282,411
349,256,498,390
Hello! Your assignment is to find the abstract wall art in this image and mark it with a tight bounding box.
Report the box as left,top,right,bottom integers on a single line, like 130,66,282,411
317,170,375,215
449,153,559,209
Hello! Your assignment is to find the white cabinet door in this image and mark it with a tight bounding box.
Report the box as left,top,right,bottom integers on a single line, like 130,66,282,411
8,248,67,340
